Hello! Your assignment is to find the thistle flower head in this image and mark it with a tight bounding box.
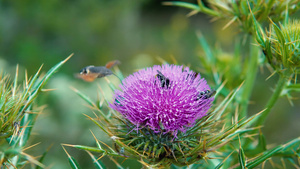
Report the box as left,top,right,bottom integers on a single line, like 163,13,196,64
110,64,214,135
71,64,263,168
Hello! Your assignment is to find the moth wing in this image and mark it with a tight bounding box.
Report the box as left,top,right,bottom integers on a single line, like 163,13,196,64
74,73,98,82
105,60,121,69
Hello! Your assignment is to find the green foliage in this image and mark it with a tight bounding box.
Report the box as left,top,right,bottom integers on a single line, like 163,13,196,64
1,0,299,168
62,1,300,168
251,16,300,126
246,137,300,168
164,0,300,33
0,54,72,168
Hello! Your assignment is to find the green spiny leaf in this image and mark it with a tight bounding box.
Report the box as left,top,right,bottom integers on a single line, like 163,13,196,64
69,156,81,169
246,137,300,168
210,81,245,121
86,151,107,169
251,10,265,47
113,139,143,158
215,152,233,169
285,83,300,92
143,140,150,155
15,54,73,144
240,0,249,15
104,77,117,91
208,110,262,148
152,144,158,158
12,65,18,98
196,31,215,65
258,130,267,151
272,22,285,45
162,1,200,11
71,87,97,108
35,54,73,89
35,144,52,169
281,137,300,152
246,146,282,168
239,137,247,168
196,0,221,17
64,144,105,153
83,114,110,136
231,0,240,15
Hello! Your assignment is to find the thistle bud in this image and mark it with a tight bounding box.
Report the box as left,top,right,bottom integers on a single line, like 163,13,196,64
270,20,300,69
0,75,23,139
257,19,300,72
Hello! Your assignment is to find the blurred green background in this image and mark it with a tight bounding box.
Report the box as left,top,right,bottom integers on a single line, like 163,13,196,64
0,0,299,168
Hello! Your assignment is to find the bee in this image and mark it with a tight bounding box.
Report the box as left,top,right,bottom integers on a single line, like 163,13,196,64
156,70,170,88
196,89,216,100
183,70,197,80
75,60,120,82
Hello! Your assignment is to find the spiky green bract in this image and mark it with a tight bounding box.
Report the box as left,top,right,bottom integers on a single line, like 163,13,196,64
0,73,25,139
0,54,72,168
270,20,300,70
164,0,300,33
70,80,263,168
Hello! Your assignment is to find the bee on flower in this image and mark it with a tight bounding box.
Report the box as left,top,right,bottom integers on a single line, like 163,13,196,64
110,64,214,135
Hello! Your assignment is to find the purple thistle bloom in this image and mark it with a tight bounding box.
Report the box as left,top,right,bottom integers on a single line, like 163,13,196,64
110,65,214,135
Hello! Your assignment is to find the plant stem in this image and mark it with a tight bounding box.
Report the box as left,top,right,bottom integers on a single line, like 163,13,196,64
239,37,260,119
255,73,288,126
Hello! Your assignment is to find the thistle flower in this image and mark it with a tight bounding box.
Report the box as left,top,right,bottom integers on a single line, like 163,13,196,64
110,64,214,135
70,64,265,168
